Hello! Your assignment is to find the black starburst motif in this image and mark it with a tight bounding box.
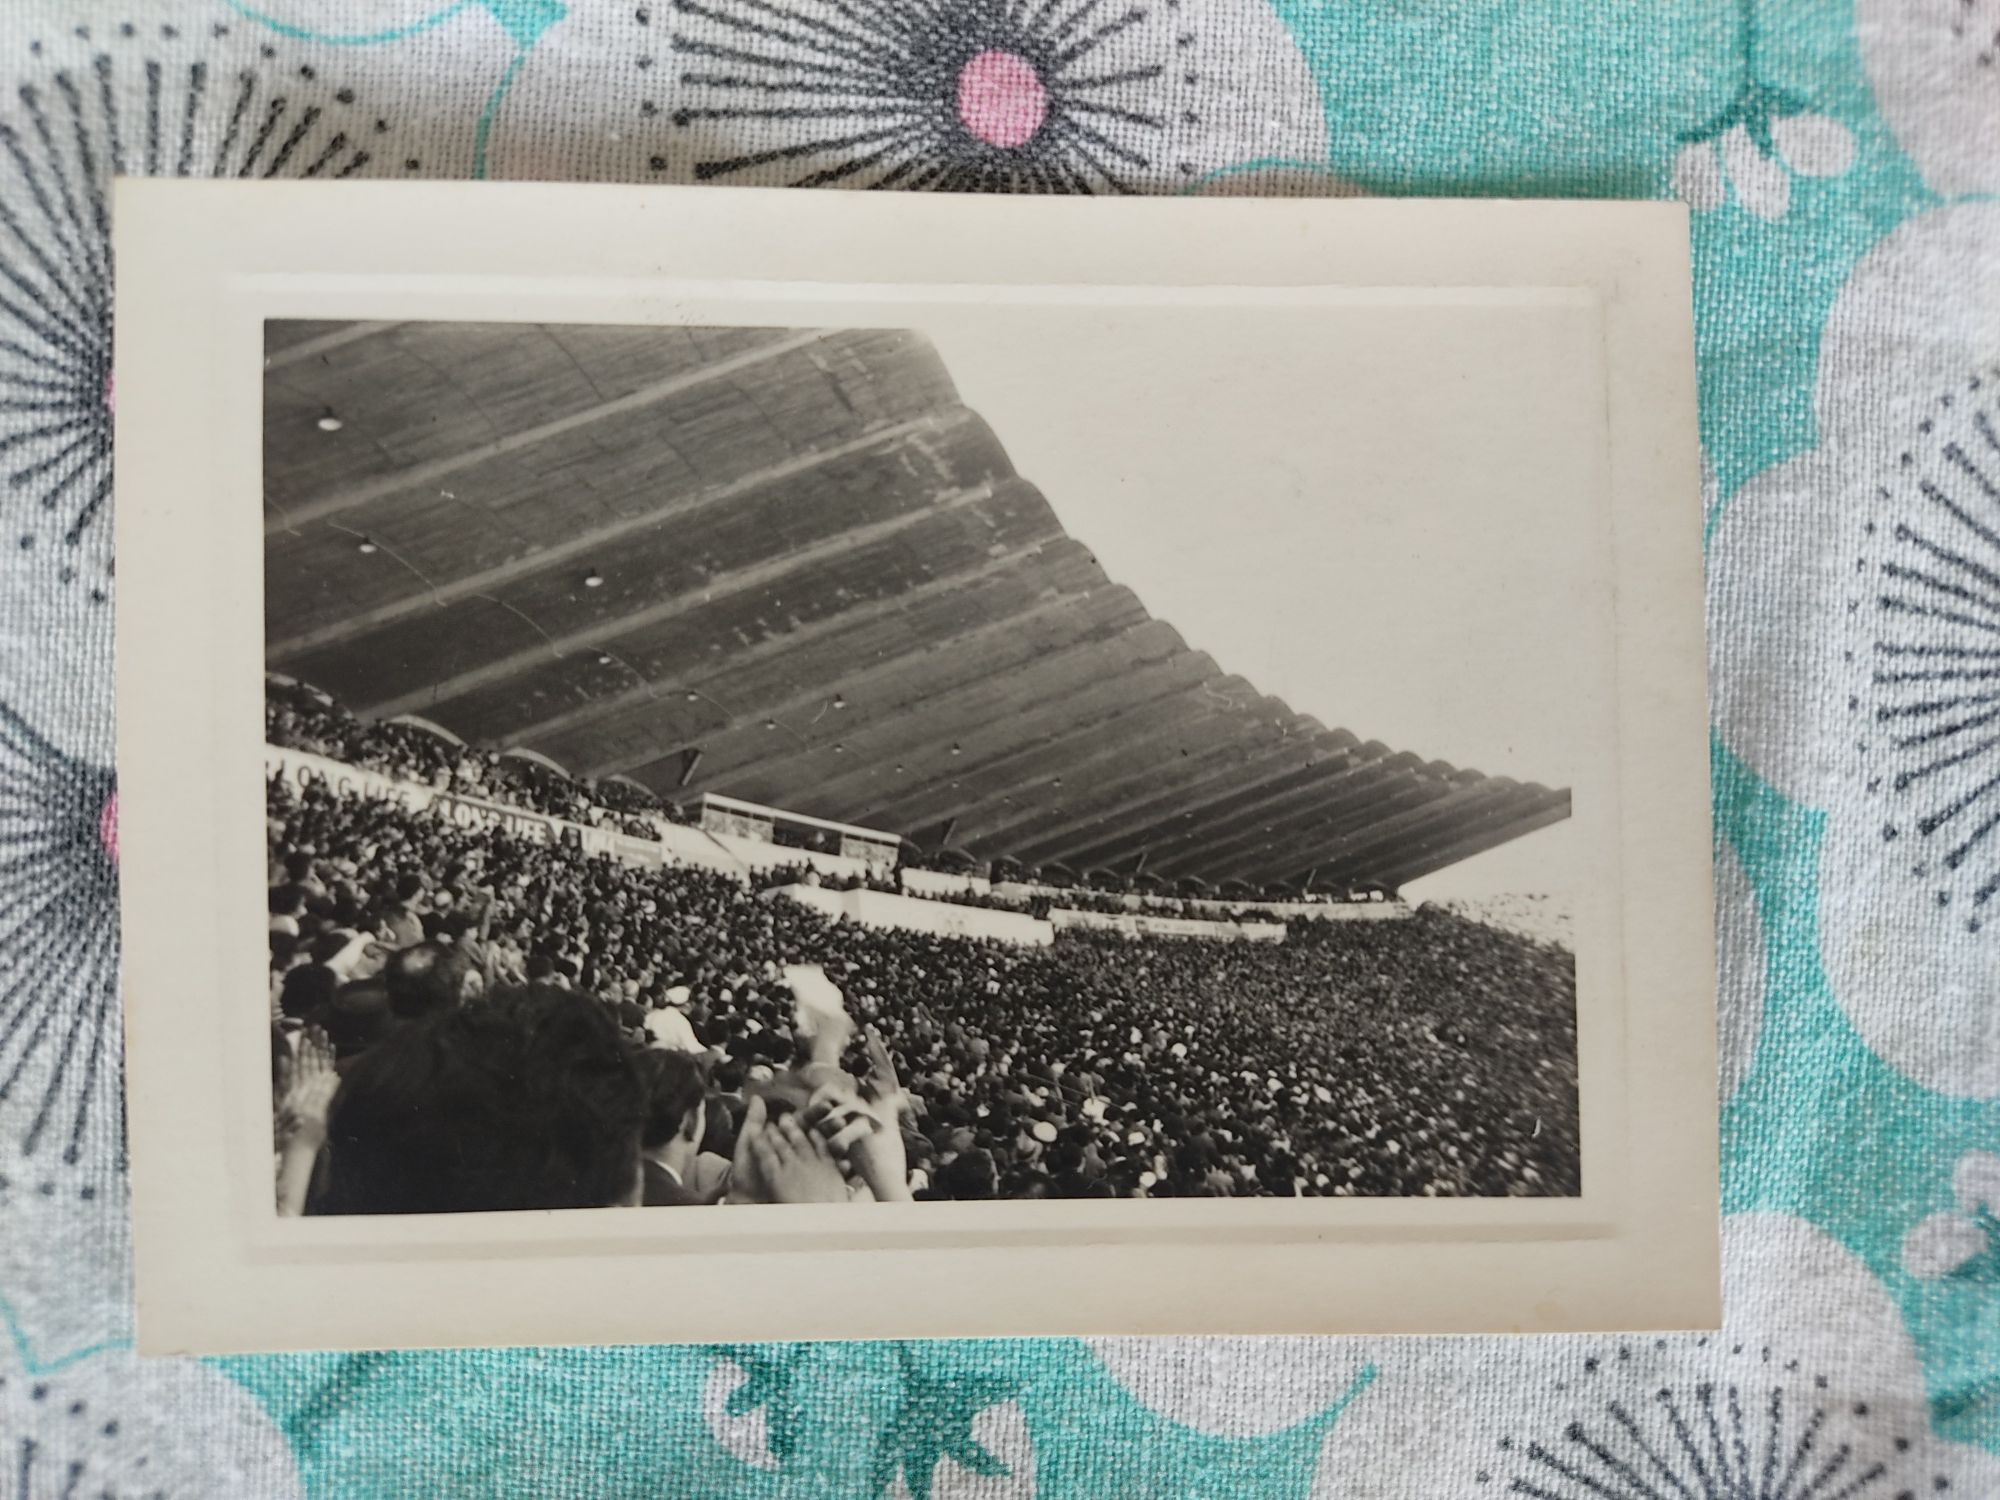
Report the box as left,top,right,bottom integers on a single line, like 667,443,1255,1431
1475,1339,1953,1500
0,23,423,602
4,1370,153,1500
1849,364,2000,933
665,0,1191,190
0,702,118,1200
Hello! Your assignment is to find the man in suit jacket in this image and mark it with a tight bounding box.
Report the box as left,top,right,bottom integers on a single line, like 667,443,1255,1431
639,1049,718,1207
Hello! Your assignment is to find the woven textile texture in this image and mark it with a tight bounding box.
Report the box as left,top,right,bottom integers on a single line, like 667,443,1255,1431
1,0,1995,1494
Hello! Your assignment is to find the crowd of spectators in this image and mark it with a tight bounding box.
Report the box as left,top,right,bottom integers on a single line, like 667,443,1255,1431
786,867,1380,927
269,681,1398,924
266,678,684,836
267,764,1580,1215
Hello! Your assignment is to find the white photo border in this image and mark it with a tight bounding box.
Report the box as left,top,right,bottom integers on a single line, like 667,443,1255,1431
115,181,1717,1354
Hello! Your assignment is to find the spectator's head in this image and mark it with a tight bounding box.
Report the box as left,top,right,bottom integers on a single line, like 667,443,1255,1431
313,927,385,983
321,985,647,1215
269,884,310,919
525,953,556,983
307,929,355,967
317,983,396,1060
278,962,338,1021
938,1148,998,1201
1008,1170,1053,1200
395,873,426,904
639,1049,709,1156
283,851,316,884
385,941,478,1021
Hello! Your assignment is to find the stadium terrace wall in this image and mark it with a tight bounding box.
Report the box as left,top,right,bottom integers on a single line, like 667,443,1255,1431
900,868,994,899
265,746,871,886
703,832,878,885
763,883,1055,947
266,746,560,843
987,881,1413,924
1047,908,1287,943
266,747,1435,936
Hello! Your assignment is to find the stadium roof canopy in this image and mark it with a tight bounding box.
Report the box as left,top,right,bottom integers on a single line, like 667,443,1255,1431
263,320,1568,891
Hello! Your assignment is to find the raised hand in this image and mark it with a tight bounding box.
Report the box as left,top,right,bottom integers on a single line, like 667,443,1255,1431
276,1027,339,1147
806,1080,913,1203
751,1110,852,1204
860,1025,913,1125
274,1027,339,1216
727,1095,773,1204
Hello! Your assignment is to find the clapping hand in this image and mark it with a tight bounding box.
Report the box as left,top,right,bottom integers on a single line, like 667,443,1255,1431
274,1027,338,1216
860,1025,912,1125
275,1027,339,1148
804,1036,913,1204
727,1096,850,1204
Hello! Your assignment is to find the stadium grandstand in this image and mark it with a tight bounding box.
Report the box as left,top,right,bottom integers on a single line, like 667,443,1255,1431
262,320,1578,1214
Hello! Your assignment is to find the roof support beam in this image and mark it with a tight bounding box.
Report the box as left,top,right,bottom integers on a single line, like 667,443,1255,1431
488,536,1095,760
797,638,1214,819
1366,794,1574,889
849,688,1263,832
623,626,1194,796
1011,735,1387,866
1046,746,1397,871
264,329,830,540
1186,770,1472,882
964,713,1321,853
1309,783,1534,879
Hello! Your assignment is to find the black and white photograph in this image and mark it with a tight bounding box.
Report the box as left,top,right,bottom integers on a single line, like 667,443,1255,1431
260,307,1588,1218
117,183,1715,1348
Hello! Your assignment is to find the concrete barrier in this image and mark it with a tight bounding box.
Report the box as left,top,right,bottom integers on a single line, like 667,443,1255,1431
1048,908,1286,943
763,884,1054,946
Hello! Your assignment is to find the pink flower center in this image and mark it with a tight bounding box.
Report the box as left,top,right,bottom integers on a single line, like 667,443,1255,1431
99,789,118,865
957,50,1046,149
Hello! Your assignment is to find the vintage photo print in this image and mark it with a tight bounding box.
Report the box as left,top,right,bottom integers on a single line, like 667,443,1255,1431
117,182,1716,1351
261,311,1584,1218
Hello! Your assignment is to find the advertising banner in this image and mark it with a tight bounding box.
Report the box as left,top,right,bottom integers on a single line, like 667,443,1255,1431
269,745,567,854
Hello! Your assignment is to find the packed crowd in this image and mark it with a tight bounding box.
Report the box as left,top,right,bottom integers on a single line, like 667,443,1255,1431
268,763,1580,1214
269,681,1394,914
265,679,684,834
790,868,1377,926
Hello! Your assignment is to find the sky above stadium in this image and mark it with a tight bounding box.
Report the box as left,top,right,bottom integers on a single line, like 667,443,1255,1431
926,297,1609,902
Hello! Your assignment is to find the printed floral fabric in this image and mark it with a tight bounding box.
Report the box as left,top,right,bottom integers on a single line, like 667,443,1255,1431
0,0,1995,1494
